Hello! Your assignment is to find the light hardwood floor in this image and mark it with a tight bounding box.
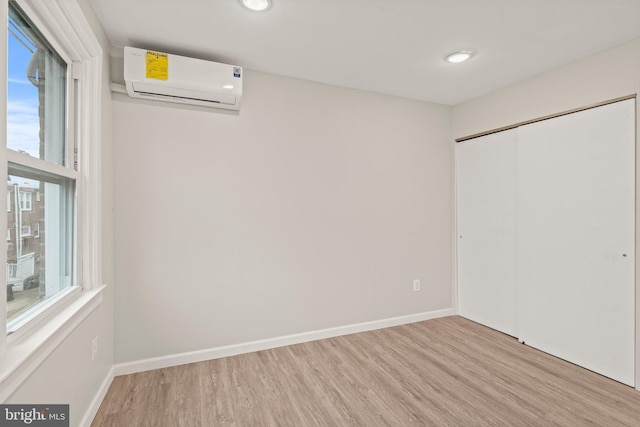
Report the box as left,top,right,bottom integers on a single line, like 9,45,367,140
92,316,640,426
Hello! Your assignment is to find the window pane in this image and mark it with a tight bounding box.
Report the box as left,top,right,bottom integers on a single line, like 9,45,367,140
6,164,75,323
7,2,67,165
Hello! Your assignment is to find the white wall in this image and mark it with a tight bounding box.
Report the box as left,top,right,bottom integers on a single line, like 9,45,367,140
453,37,640,138
5,0,115,424
113,71,453,363
452,36,640,388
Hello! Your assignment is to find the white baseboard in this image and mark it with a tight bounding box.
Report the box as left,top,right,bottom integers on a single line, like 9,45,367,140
113,308,454,377
80,365,115,427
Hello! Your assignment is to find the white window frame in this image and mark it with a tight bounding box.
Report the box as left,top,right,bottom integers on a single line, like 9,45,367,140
18,191,32,211
20,224,31,237
0,0,104,402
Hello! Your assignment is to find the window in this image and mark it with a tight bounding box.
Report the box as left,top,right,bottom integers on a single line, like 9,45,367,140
18,190,32,211
5,1,75,327
20,224,30,236
7,3,66,163
1,0,103,401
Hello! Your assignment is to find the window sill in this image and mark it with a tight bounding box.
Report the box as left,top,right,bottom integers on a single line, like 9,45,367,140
0,285,106,402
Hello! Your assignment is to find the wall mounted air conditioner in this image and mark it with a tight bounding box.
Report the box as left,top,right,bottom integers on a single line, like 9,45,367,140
124,47,243,111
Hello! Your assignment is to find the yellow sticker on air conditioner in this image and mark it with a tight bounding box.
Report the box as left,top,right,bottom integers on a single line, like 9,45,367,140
146,50,168,80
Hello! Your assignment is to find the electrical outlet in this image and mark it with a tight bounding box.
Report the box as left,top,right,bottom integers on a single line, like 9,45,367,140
91,336,98,361
413,279,421,292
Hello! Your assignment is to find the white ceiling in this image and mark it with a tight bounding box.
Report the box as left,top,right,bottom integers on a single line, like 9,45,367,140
89,0,640,106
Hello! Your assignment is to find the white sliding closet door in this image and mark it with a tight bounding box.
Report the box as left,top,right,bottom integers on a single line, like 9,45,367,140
457,130,518,337
517,99,635,386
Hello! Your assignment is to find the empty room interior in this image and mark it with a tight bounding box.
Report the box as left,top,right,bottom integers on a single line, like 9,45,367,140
2,0,640,425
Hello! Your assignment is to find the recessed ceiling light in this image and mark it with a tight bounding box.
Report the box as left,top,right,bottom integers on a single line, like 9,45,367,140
445,50,474,63
223,84,234,89
241,0,271,11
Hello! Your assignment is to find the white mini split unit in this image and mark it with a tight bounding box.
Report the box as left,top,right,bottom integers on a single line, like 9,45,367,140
124,46,243,111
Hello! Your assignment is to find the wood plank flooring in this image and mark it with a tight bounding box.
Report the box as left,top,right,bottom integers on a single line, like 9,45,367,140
92,316,640,426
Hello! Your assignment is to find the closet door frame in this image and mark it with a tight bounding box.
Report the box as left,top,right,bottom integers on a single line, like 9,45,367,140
454,95,637,388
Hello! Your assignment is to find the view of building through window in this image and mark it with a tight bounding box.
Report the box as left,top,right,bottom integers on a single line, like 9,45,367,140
7,176,43,319
6,1,74,325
